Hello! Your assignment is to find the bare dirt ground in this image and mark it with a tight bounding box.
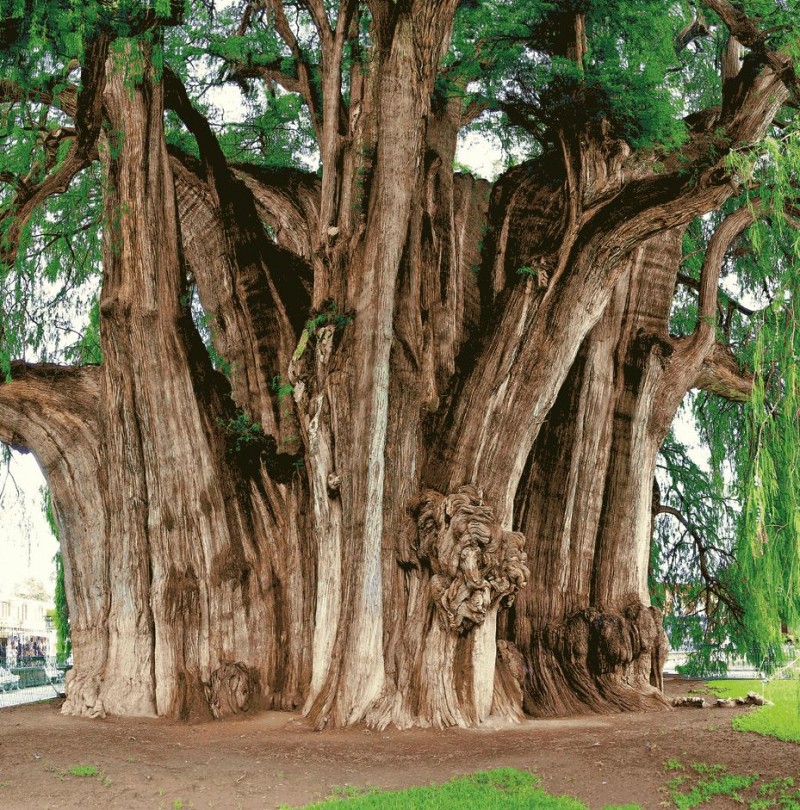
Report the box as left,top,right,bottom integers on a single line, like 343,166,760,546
0,677,798,810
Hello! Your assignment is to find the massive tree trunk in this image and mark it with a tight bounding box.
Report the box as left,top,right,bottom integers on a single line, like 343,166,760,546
0,5,780,728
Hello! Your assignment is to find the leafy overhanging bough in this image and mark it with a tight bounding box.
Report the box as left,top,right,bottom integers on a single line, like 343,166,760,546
0,0,798,727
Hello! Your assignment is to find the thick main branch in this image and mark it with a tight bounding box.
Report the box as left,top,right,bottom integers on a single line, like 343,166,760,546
0,362,100,466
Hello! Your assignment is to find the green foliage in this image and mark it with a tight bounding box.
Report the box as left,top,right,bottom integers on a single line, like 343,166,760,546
652,428,741,665
292,300,354,363
305,299,354,333
271,375,293,404
658,116,800,668
63,763,110,785
53,549,71,663
163,1,317,169
674,645,730,679
65,300,102,365
671,772,759,810
721,129,800,662
42,487,72,663
0,161,103,375
218,410,266,456
449,0,699,153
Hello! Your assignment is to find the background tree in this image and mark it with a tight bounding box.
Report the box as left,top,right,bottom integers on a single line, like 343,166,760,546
43,488,72,663
0,0,798,727
13,575,48,601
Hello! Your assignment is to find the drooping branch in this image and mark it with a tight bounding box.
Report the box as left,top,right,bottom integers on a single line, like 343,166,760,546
655,503,743,622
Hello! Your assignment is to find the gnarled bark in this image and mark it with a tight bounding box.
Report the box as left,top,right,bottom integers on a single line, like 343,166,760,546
0,1,789,730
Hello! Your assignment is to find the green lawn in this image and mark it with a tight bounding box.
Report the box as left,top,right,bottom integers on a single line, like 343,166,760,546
708,679,800,744
288,769,629,810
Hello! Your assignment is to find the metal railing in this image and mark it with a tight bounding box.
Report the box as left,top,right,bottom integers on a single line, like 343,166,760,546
0,655,70,708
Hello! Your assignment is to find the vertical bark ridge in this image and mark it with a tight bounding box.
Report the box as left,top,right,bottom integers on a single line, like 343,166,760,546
592,229,685,607
48,42,314,720
509,231,685,717
512,272,629,716
304,1,466,728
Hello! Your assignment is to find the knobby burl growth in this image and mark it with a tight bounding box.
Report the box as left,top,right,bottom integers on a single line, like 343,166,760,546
414,485,530,633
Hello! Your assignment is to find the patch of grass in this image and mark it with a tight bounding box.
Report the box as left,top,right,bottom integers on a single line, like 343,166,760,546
290,769,611,809
289,765,800,810
671,773,759,809
759,777,795,796
663,760,800,810
708,679,800,743
668,775,690,792
68,764,99,777
690,763,727,776
64,764,110,786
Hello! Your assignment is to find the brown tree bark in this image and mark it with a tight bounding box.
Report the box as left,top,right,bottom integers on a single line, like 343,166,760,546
0,4,782,729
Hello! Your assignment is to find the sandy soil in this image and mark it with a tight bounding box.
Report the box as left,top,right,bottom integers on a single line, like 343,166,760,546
0,677,798,810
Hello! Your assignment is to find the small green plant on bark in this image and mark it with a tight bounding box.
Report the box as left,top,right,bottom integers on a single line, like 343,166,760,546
219,410,266,456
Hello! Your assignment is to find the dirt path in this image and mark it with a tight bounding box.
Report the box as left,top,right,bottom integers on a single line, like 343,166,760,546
0,677,798,809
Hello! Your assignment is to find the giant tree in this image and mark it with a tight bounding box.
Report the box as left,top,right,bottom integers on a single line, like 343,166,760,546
0,0,798,727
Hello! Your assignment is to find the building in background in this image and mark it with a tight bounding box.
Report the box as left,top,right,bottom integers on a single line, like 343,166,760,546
0,589,56,665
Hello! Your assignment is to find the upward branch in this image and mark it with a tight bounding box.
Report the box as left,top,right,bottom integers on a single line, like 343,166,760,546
701,0,800,99
694,203,758,349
